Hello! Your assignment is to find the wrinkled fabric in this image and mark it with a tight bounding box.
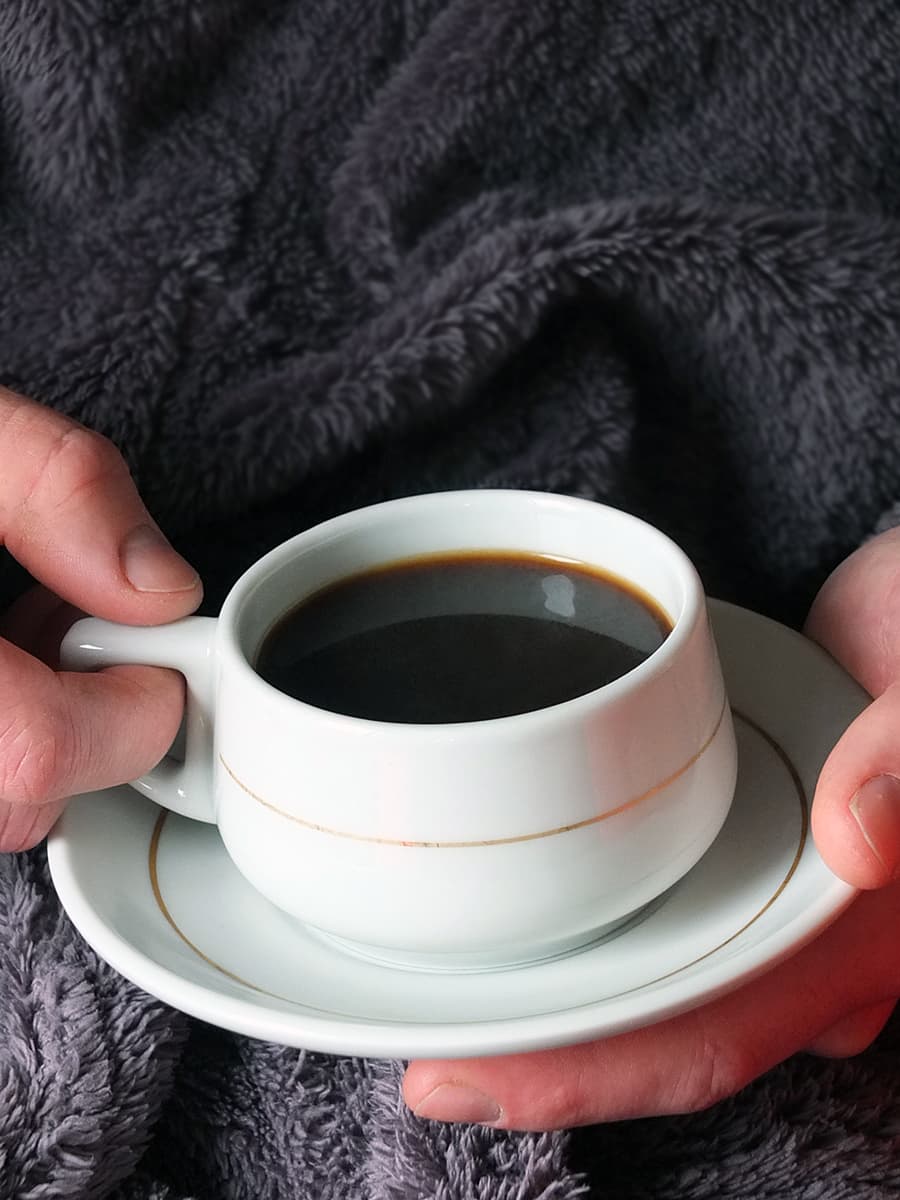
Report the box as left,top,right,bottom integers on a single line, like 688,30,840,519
1,1,900,1196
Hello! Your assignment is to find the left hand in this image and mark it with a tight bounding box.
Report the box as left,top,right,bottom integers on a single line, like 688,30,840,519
403,528,900,1130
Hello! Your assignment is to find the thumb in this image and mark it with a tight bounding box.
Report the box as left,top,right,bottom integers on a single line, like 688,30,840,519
0,387,201,624
805,527,900,888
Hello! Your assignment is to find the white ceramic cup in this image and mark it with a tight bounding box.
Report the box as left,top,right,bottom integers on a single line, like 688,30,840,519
62,490,737,970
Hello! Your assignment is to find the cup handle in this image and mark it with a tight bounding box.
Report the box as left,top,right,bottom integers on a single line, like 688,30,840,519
60,616,219,823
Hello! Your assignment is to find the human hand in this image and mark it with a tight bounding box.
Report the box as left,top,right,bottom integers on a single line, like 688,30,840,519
0,387,202,852
403,528,900,1129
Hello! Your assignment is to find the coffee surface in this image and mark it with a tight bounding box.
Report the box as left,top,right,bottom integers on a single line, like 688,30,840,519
255,552,671,723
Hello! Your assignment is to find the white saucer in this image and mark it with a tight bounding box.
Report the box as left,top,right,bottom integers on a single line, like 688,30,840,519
48,600,868,1059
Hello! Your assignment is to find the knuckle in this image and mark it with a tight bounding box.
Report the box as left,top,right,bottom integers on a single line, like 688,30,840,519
562,1092,601,1129
527,1058,601,1130
29,425,125,514
665,1035,752,1114
0,806,42,853
0,707,70,807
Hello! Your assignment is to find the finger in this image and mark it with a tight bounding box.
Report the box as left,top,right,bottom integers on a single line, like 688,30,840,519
804,999,896,1058
805,527,900,887
0,797,67,853
805,527,900,697
0,387,201,623
811,687,900,887
404,886,900,1130
0,637,184,853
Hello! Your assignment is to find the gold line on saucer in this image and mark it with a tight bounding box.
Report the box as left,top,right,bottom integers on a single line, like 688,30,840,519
148,815,278,1001
147,709,810,1017
218,697,729,849
605,708,809,996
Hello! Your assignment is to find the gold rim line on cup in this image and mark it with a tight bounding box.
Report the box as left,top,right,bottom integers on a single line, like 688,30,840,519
216,697,729,849
145,710,810,1015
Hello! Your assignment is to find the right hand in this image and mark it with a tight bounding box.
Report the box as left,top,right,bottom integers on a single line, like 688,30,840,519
0,387,202,852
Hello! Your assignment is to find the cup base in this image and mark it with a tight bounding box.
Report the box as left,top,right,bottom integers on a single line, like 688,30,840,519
303,894,669,974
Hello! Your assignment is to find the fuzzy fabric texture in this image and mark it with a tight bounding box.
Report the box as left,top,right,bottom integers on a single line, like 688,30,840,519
1,1,900,1195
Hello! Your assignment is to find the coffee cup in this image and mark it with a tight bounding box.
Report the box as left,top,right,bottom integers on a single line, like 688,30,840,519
61,490,737,970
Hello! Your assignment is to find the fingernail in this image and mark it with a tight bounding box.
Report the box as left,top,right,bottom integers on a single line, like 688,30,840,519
121,525,200,593
413,1083,501,1125
849,775,900,879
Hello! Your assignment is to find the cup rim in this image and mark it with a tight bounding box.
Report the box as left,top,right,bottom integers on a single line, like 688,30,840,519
217,490,706,738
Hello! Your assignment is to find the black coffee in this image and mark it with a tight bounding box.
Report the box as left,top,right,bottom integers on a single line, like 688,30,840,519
255,552,672,723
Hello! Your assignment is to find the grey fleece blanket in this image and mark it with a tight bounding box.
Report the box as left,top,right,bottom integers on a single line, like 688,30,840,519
2,1,900,1195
